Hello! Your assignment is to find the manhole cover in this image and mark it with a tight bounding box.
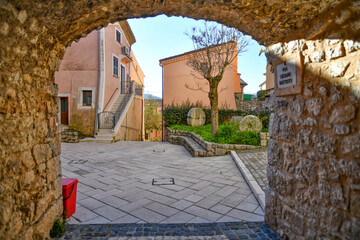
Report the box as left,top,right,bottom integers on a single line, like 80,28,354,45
153,150,165,153
152,178,175,185
73,169,90,176
69,159,88,164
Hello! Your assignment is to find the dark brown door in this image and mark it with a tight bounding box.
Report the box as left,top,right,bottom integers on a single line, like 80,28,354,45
60,97,69,125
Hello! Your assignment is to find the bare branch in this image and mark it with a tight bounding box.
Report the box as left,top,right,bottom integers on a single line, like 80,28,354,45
185,80,208,93
218,84,228,94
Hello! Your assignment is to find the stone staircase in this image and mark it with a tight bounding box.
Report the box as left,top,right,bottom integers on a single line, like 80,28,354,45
80,93,131,143
168,135,208,157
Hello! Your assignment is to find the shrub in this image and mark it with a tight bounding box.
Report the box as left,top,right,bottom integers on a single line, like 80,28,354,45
257,90,266,101
170,122,260,146
50,218,66,238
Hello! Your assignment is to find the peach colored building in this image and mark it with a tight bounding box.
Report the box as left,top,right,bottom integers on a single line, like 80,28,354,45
160,47,246,110
55,21,145,142
261,63,275,96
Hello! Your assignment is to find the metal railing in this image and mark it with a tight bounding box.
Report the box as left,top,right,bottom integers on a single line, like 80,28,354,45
98,111,115,129
121,80,132,94
135,82,143,96
98,81,137,130
103,88,118,111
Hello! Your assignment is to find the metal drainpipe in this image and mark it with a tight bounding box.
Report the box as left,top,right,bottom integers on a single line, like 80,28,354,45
93,29,101,137
160,62,164,142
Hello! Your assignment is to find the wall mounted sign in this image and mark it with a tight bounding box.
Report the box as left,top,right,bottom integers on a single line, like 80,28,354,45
277,59,296,88
274,52,302,96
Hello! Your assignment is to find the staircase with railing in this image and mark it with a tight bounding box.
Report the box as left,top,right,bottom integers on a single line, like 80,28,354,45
87,80,140,143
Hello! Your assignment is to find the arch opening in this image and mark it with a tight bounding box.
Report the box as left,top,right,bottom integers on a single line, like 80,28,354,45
0,1,359,239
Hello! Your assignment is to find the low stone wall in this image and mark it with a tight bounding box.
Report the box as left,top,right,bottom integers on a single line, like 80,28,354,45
61,130,79,143
260,132,270,147
166,127,264,157
235,100,267,111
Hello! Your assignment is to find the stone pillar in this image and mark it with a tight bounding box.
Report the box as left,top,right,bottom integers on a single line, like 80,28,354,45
265,40,360,239
0,10,64,238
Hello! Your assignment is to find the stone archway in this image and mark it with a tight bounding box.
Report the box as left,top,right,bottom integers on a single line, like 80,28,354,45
0,1,359,239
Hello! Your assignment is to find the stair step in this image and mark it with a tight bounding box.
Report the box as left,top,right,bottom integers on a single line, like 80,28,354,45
79,137,112,143
169,135,207,157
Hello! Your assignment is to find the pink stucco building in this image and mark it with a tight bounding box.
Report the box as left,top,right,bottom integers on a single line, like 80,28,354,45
160,47,247,110
55,21,145,142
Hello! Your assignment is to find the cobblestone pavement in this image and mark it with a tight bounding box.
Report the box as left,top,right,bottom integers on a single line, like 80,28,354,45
61,142,264,225
235,150,268,192
55,221,281,240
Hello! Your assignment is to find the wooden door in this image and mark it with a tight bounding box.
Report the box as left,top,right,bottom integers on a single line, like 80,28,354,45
60,97,69,125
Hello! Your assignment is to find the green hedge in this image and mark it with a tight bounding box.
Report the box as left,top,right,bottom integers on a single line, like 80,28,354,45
170,123,260,145
163,103,270,131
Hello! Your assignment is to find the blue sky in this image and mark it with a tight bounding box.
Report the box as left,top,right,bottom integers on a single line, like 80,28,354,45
128,15,266,98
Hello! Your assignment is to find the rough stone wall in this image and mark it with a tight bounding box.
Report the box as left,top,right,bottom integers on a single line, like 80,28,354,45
265,39,360,239
115,97,143,141
235,99,267,111
0,0,359,238
61,130,79,143
0,4,65,239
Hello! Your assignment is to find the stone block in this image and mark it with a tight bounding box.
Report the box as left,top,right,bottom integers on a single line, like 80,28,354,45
333,124,350,135
306,98,323,116
261,139,267,146
267,139,283,169
281,206,304,235
329,104,355,123
269,95,287,112
289,98,304,117
329,83,344,105
343,40,360,53
32,144,52,165
296,128,312,147
302,117,317,126
312,130,336,153
310,51,325,62
341,133,360,158
295,157,318,184
259,132,267,140
215,148,227,155
318,85,327,96
269,113,295,141
330,183,348,210
350,192,360,218
325,44,344,60
329,61,350,78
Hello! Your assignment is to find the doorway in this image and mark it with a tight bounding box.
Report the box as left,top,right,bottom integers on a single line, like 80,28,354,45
121,65,126,93
60,97,69,125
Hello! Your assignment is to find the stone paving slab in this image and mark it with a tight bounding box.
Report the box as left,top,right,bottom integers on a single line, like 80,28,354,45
61,142,264,225
55,222,282,240
235,149,267,192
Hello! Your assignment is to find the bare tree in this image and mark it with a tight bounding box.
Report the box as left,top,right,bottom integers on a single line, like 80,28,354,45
186,22,250,136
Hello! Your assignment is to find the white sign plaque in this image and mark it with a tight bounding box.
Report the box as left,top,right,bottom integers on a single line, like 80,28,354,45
276,59,297,89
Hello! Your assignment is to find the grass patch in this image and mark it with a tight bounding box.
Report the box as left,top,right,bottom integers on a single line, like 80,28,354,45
170,123,260,146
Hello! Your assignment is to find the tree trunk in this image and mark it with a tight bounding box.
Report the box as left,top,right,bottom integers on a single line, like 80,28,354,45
209,80,219,137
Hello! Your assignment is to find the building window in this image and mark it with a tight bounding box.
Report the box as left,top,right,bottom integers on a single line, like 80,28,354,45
116,29,121,44
83,90,92,106
113,56,119,77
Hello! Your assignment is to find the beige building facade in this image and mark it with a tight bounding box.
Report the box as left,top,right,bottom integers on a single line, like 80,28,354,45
160,48,246,110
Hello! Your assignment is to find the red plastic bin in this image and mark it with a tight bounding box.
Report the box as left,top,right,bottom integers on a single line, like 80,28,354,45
62,178,78,219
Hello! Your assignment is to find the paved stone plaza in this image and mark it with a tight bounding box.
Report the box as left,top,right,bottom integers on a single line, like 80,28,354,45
61,142,264,224
235,150,267,191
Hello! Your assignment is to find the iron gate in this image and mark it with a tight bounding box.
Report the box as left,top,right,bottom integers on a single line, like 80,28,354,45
98,111,115,129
